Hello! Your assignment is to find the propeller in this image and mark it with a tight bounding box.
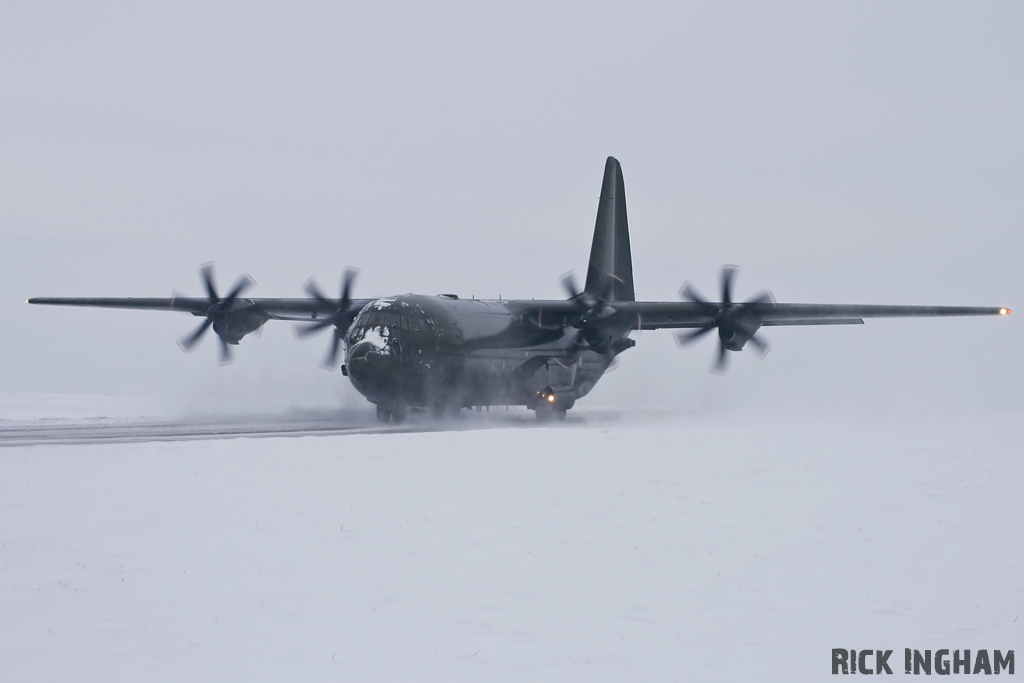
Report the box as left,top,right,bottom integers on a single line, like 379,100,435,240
561,271,618,355
178,263,254,363
675,265,773,372
296,268,360,368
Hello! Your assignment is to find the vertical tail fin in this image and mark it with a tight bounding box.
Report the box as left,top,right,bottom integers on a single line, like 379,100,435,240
585,157,635,302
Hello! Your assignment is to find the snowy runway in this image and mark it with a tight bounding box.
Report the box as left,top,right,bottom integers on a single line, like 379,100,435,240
2,411,1021,681
0,406,624,446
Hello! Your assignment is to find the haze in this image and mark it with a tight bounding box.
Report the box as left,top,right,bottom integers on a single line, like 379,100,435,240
1,2,1020,416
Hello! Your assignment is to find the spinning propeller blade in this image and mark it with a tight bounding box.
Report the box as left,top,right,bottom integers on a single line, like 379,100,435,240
677,266,772,372
296,267,361,369
178,264,254,362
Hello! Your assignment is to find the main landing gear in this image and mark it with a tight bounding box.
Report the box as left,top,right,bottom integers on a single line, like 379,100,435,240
534,403,567,422
375,402,407,424
532,387,571,422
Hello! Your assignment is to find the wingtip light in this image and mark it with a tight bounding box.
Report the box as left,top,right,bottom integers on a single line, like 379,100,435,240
1000,308,1011,316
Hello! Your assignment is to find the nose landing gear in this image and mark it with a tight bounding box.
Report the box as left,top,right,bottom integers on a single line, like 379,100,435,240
375,401,407,424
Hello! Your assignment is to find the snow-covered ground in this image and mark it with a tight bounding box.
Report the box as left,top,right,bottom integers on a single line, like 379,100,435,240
0,393,164,426
1,409,1021,681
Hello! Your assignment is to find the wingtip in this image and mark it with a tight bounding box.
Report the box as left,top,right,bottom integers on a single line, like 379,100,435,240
999,307,1011,316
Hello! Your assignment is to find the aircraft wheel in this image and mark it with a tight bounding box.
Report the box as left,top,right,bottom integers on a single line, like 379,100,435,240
391,402,408,424
376,403,392,423
535,404,567,422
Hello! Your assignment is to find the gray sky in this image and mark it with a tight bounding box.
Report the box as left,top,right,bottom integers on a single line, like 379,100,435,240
1,1,1020,415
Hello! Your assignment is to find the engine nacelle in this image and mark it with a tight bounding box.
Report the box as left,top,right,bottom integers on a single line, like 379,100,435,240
211,300,269,344
719,321,762,352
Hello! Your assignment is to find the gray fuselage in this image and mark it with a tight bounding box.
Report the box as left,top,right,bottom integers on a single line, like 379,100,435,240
343,294,616,411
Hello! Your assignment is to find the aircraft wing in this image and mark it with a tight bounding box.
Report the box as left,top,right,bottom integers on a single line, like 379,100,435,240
32,297,1010,327
511,299,1009,330
615,301,1010,330
27,297,378,322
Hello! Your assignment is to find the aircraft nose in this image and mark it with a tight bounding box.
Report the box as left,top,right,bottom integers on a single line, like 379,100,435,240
346,341,399,393
349,341,392,366
347,341,375,363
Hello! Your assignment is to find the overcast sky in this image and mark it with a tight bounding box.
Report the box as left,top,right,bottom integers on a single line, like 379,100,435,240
1,2,1020,416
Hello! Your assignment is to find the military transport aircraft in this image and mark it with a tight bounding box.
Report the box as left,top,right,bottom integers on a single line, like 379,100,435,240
29,157,1010,423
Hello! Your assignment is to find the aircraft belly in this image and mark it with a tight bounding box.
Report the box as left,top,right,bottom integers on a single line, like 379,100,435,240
458,346,612,405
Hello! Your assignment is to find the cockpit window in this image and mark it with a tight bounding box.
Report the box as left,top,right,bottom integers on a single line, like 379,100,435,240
348,305,431,339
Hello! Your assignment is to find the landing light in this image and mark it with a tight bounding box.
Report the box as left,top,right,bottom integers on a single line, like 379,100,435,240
999,308,1011,316
547,394,556,403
